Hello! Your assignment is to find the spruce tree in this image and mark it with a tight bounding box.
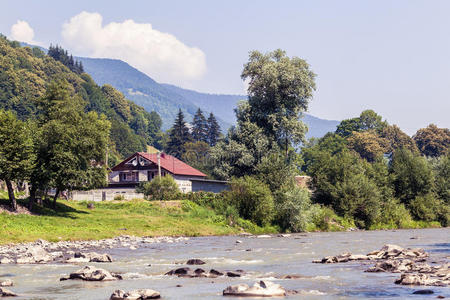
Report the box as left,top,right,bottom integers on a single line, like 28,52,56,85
207,112,221,146
191,108,208,142
167,109,192,158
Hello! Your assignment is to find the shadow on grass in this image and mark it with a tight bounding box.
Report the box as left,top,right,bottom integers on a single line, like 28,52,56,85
0,197,88,219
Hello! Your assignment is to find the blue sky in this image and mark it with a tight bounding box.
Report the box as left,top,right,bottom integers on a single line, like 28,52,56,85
1,0,449,134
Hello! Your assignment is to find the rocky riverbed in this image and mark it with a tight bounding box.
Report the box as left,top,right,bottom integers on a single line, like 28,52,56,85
0,228,448,299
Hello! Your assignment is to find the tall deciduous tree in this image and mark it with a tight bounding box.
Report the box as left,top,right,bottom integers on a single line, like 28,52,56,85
31,80,110,208
206,112,221,146
191,108,208,142
0,110,35,210
241,49,316,154
413,124,450,157
166,109,192,158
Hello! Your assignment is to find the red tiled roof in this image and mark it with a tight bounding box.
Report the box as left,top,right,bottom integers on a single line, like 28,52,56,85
138,152,206,177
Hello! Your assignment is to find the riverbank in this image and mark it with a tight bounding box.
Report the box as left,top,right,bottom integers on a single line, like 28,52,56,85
0,198,277,245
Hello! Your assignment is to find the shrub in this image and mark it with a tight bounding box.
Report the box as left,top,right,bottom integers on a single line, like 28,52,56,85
375,197,414,228
409,193,446,224
113,194,125,201
274,186,312,232
226,176,275,226
136,175,181,200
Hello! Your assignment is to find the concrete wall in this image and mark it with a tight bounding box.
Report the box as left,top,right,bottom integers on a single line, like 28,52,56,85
70,188,144,201
191,181,229,193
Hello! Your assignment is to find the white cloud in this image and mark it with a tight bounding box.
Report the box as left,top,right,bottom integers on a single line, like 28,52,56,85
10,20,37,44
62,11,207,86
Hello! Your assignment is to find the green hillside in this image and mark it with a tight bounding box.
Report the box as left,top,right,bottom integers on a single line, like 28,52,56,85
0,36,162,163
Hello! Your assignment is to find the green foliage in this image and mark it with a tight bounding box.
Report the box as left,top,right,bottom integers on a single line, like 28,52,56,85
31,80,110,204
241,49,316,151
346,130,389,162
413,124,450,157
255,152,297,191
48,44,84,74
206,112,221,146
226,176,275,226
381,124,418,154
137,175,181,200
336,110,387,137
191,108,208,142
0,110,35,209
431,154,450,205
166,109,192,158
0,36,162,161
182,141,212,176
274,186,312,232
390,148,434,205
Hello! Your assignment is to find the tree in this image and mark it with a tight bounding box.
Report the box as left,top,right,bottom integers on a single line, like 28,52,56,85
31,80,110,207
381,124,418,154
191,108,208,142
166,109,192,158
241,49,316,154
346,130,389,162
226,176,275,226
0,110,35,210
336,110,387,137
182,141,212,176
413,124,450,157
206,112,221,146
390,148,434,205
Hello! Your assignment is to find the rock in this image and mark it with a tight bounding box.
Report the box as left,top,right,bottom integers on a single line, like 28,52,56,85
186,259,206,265
165,267,191,276
0,258,12,265
223,281,286,297
209,269,224,276
256,235,271,238
0,287,17,297
226,271,242,277
62,265,121,281
68,252,112,263
412,289,434,295
0,281,13,287
235,240,242,244
395,274,447,286
16,246,52,264
110,289,160,299
129,246,137,250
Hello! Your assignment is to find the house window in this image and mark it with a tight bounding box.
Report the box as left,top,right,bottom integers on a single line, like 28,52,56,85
120,172,138,182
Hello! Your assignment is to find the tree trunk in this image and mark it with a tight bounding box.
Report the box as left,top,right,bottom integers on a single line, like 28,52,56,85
52,188,60,209
5,179,17,211
28,185,36,210
285,137,289,158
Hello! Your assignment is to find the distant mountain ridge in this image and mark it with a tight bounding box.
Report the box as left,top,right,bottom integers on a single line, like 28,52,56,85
20,42,340,137
77,57,340,137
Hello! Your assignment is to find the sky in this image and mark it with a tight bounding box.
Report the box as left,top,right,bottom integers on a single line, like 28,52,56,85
1,0,449,134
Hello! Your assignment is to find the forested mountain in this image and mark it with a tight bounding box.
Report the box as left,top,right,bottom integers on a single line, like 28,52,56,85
0,36,162,164
18,42,339,137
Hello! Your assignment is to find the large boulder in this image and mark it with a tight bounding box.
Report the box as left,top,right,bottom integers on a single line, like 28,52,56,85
223,281,286,297
60,266,121,281
395,274,448,286
0,287,17,297
16,246,52,264
110,289,160,299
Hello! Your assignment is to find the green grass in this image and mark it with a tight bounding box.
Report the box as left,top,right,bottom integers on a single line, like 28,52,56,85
0,198,273,245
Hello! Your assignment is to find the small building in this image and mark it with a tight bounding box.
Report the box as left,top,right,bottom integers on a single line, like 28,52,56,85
108,152,228,193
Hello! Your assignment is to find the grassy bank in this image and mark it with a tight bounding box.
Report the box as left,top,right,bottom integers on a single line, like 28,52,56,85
0,198,276,245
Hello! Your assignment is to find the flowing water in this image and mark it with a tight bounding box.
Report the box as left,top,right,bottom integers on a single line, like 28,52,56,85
0,228,449,299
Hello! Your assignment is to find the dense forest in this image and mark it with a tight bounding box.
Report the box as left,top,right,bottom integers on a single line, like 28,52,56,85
0,35,163,164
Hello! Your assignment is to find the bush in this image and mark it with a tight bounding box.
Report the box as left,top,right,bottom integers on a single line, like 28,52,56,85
226,176,275,226
274,186,312,232
409,193,448,225
113,194,125,201
307,204,354,231
136,175,181,200
375,197,414,228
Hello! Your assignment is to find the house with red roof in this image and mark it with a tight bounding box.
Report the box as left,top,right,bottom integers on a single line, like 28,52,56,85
108,152,227,193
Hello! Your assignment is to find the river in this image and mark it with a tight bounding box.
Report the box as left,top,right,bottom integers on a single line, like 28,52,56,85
0,228,449,299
